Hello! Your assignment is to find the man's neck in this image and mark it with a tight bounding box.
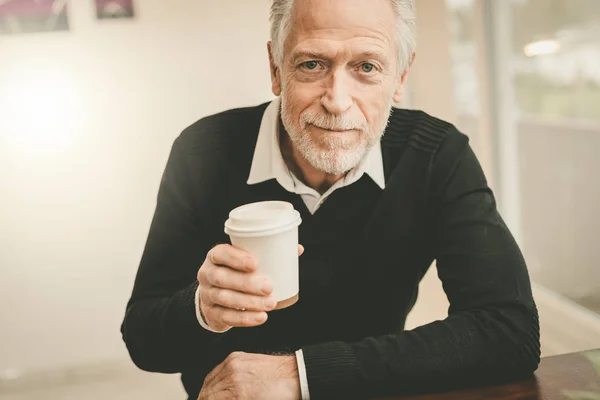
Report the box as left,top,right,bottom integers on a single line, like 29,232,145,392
279,124,345,195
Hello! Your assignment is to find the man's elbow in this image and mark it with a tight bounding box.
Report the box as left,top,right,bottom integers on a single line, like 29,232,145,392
497,305,541,377
127,346,177,373
121,320,179,374
518,306,541,373
513,339,540,377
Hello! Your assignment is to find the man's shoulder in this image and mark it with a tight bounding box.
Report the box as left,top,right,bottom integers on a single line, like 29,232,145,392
384,108,468,156
175,102,270,151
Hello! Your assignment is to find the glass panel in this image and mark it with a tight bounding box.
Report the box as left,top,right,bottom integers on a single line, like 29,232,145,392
512,0,600,122
510,0,600,315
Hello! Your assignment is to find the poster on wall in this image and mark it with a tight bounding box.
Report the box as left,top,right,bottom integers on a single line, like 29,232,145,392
95,0,134,20
0,0,69,35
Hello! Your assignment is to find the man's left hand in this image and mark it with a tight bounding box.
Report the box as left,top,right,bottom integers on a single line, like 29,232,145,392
198,352,301,400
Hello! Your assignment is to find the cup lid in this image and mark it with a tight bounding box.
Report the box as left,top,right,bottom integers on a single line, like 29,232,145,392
224,201,301,237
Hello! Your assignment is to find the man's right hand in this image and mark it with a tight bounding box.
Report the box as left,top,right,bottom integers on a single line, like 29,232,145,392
197,244,304,332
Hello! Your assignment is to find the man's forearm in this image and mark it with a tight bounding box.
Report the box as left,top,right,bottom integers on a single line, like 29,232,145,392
301,304,540,399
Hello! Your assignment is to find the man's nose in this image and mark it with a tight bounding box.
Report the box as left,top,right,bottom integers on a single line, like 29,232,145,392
320,69,353,115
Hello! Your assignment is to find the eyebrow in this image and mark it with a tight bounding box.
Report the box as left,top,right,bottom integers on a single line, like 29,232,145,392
290,51,328,65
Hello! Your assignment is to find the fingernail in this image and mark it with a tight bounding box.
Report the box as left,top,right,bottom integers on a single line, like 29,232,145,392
255,313,267,323
261,279,273,294
243,257,254,270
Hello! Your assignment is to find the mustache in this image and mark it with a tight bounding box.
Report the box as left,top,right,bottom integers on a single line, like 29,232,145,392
300,112,369,132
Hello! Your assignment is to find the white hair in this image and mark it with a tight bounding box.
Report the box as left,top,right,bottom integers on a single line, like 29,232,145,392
269,0,416,73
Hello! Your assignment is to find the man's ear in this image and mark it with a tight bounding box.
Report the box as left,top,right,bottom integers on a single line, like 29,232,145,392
393,52,416,103
268,41,282,96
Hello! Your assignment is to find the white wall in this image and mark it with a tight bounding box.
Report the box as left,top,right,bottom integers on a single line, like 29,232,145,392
0,0,274,372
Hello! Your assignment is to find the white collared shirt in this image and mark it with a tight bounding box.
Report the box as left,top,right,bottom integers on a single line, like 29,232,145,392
195,97,386,399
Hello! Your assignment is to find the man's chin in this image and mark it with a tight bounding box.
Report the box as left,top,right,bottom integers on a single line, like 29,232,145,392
313,133,359,150
306,149,366,175
313,138,360,152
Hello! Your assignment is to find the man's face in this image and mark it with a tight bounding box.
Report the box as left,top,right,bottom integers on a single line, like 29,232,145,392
270,0,409,175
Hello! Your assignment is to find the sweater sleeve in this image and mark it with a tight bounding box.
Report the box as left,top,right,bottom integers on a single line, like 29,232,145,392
300,132,541,399
120,135,227,374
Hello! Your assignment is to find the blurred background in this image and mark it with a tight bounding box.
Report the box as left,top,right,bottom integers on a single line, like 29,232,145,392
0,0,599,398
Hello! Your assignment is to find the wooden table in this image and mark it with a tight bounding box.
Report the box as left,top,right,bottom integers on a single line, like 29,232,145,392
385,349,600,400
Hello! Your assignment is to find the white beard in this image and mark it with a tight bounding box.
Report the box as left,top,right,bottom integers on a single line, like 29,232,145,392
280,94,393,175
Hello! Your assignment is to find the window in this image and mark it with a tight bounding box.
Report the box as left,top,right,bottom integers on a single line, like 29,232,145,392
448,0,600,345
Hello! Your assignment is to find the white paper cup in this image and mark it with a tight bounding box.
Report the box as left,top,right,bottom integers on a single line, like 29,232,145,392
224,201,302,309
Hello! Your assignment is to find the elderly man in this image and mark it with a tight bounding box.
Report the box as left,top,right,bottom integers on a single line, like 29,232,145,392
121,0,540,399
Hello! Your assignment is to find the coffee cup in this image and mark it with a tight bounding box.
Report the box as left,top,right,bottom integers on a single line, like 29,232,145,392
224,201,302,310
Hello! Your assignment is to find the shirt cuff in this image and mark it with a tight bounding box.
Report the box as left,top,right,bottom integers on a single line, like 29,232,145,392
295,349,311,400
194,286,231,333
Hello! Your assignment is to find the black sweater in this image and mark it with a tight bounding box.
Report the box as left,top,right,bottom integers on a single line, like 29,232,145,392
121,102,540,399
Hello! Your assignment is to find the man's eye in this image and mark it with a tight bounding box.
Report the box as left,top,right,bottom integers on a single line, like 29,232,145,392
361,63,376,73
302,61,319,70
